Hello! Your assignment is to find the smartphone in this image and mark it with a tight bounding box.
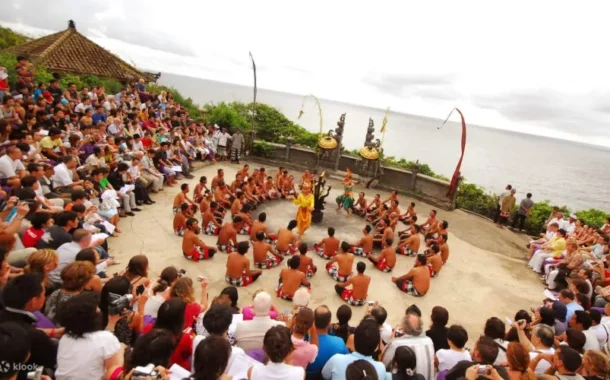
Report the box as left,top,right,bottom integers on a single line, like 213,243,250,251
5,206,17,222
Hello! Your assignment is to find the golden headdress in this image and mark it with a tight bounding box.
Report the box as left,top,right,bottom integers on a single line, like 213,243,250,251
302,180,313,192
343,168,353,184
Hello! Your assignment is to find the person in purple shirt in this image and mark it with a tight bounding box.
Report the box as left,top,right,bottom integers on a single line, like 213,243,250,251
307,306,349,378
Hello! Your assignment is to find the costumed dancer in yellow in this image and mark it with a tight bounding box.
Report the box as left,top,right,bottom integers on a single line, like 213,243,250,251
336,168,355,216
293,180,314,236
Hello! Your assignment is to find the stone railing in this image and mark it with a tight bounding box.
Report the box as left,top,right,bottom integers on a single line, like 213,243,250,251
248,140,458,210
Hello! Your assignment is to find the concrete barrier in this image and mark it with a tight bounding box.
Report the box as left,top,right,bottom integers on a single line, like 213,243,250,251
250,141,456,210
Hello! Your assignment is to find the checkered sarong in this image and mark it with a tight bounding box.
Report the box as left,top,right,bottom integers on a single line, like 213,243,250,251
339,289,366,306
396,247,417,256
396,279,423,296
350,246,370,257
326,263,351,283
254,254,283,269
203,224,220,236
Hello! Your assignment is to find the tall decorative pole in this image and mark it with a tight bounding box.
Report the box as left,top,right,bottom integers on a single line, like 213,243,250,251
297,94,324,135
438,108,467,199
377,107,390,177
249,52,257,132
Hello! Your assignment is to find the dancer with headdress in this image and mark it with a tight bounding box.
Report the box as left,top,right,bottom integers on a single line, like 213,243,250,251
292,180,314,236
336,168,355,216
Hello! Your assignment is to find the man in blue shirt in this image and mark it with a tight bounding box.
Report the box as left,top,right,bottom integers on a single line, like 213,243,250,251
559,289,583,325
307,306,348,378
91,105,107,125
322,319,388,380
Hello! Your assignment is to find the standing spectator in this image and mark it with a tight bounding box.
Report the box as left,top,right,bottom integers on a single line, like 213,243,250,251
233,291,285,352
494,184,512,223
322,319,387,380
497,188,516,228
307,305,349,378
216,128,231,161
382,313,435,380
512,193,534,232
0,273,57,376
425,306,450,352
56,292,122,380
249,325,305,380
230,129,245,164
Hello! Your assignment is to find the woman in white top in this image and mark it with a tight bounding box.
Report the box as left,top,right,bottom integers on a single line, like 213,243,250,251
484,317,508,365
435,325,472,373
248,325,304,380
55,292,122,380
192,335,232,380
143,266,181,322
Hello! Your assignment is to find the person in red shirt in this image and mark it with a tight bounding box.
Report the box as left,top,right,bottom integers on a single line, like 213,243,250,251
142,132,154,150
22,212,53,248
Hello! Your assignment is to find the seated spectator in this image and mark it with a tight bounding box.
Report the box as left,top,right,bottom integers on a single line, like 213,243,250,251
149,297,193,371
390,346,425,380
435,325,471,373
329,304,355,344
108,328,174,380
45,261,96,324
55,291,122,380
193,304,249,377
570,310,600,351
249,325,305,380
118,254,150,297
143,266,181,324
0,321,32,380
36,211,79,250
307,305,349,378
425,306,450,352
445,336,509,380
100,276,145,346
234,291,285,353
581,350,610,379
74,248,105,290
483,317,508,366
24,248,59,296
193,335,232,380
21,212,52,248
291,307,319,369
503,342,536,380
242,288,280,321
530,346,582,380
0,273,57,375
322,319,387,380
382,313,435,380
370,305,393,345
513,323,555,374
346,360,380,380
170,276,208,331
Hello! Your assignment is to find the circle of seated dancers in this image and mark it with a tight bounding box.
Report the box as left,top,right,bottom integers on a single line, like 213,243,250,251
171,165,451,306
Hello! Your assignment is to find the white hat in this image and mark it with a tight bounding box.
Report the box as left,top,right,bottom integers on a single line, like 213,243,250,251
569,214,577,219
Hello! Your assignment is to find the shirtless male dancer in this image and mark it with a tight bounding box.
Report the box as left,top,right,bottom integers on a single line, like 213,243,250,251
202,201,223,236
216,215,243,253
297,243,317,279
373,218,394,249
173,183,196,214
425,244,443,277
368,238,396,273
236,204,252,235
211,168,224,190
281,175,297,199
277,255,310,300
182,218,217,261
276,220,300,256
252,231,284,269
438,234,450,264
214,180,233,210
193,176,208,204
249,212,277,243
326,241,355,283
264,176,280,200
365,194,382,215
173,203,191,236
349,225,374,257
335,262,371,306
397,216,418,239
225,241,262,287
397,225,421,256
392,254,431,297
353,192,368,217
420,209,438,234
231,191,245,217
314,227,340,260
399,202,417,223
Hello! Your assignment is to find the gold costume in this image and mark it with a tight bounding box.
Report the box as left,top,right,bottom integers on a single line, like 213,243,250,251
293,182,314,236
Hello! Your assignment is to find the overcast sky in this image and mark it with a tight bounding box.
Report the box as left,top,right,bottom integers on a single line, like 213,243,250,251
3,0,610,146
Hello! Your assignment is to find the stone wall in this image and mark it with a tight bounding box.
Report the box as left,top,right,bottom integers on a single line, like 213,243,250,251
250,141,456,210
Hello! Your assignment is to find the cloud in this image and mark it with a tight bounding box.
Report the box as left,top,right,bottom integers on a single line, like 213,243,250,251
364,72,456,98
0,0,197,56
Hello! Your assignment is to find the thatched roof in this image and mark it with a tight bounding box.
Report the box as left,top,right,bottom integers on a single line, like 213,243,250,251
6,20,159,82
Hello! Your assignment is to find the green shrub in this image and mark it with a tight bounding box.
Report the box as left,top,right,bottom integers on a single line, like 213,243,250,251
252,141,276,158
575,208,609,228
455,181,498,217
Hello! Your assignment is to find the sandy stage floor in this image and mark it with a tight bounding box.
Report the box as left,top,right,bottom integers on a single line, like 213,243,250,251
106,161,544,338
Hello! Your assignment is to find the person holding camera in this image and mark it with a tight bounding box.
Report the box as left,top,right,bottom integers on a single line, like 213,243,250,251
444,336,509,380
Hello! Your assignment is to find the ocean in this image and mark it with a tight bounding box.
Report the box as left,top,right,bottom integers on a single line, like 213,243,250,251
158,73,610,212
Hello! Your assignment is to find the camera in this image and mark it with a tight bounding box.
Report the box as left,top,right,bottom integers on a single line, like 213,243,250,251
477,365,490,376
177,269,186,277
132,364,163,380
394,328,405,337
108,293,133,315
368,301,375,306
197,275,206,282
